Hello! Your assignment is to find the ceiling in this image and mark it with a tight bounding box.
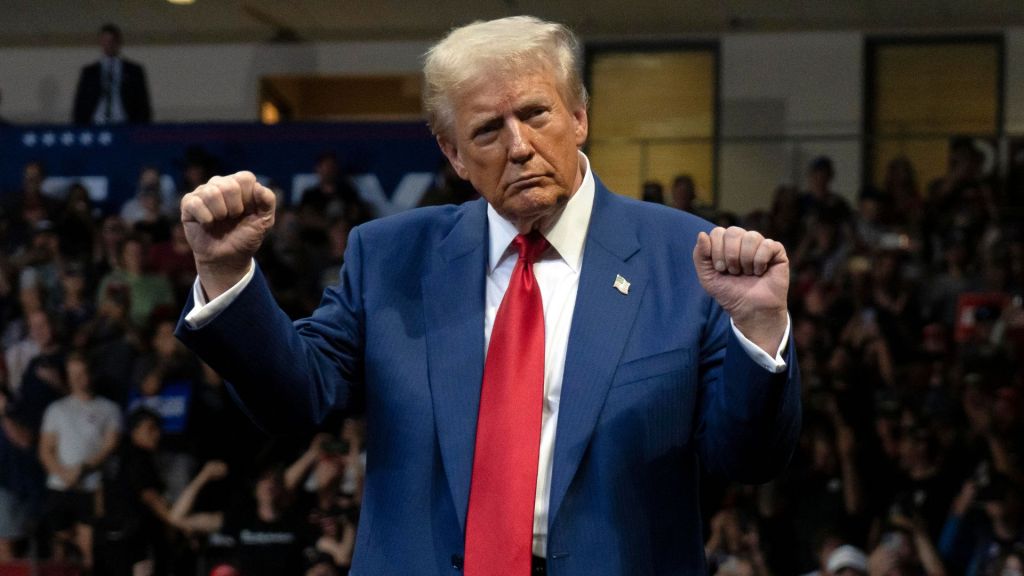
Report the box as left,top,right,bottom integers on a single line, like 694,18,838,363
3,0,1023,47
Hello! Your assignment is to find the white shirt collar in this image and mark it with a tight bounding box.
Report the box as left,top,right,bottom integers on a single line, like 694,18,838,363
487,152,595,273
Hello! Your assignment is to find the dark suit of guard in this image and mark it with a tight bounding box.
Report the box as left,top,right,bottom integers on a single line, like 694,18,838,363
72,58,152,125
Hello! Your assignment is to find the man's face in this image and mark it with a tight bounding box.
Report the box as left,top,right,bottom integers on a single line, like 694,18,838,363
67,358,91,395
23,164,43,193
131,419,161,451
100,31,121,58
28,311,52,346
438,69,588,231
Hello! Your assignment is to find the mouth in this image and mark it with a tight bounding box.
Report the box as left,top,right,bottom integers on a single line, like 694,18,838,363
507,175,548,192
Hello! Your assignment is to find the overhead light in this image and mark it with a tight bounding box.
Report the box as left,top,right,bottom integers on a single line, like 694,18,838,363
167,0,195,5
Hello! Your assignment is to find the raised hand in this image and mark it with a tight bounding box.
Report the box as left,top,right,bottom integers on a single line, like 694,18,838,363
692,226,789,355
199,460,229,482
180,171,276,299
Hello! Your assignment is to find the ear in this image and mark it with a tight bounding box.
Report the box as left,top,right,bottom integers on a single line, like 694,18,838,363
437,136,470,180
572,107,589,148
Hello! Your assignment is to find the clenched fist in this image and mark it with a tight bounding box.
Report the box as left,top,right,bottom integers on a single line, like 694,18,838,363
180,171,276,299
692,226,789,356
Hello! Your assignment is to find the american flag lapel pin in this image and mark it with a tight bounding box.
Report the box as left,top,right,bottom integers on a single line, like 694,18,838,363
613,274,630,295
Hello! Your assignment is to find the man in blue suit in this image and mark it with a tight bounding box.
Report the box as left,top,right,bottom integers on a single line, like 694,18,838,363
175,16,800,576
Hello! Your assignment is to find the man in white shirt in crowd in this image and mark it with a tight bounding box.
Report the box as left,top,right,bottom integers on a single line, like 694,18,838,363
39,351,121,571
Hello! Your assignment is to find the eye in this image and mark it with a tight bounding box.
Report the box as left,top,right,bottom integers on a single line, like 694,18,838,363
524,106,549,121
472,119,502,140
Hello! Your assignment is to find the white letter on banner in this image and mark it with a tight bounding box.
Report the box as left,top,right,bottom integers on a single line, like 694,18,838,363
350,173,434,217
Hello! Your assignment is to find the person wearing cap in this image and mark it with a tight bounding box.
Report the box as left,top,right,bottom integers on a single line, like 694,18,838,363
175,16,800,575
826,544,868,576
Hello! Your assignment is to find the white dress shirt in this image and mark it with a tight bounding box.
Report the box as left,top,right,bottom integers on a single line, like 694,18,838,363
92,57,127,124
184,152,790,557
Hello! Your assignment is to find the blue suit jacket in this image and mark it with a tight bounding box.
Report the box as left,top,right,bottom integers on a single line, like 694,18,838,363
176,180,801,575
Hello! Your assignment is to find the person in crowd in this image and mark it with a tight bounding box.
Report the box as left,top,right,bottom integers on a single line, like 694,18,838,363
167,459,310,576
298,152,370,228
15,221,63,311
77,283,138,406
783,401,866,572
417,160,480,207
854,186,889,251
178,149,217,199
868,516,947,576
38,351,121,570
794,215,851,283
923,138,996,267
0,311,64,564
96,235,174,328
282,433,357,572
940,477,1023,576
122,167,180,225
767,185,802,251
671,174,705,215
2,162,59,254
148,224,197,305
92,215,129,282
4,304,55,396
882,156,921,228
95,408,174,575
58,183,98,262
55,264,95,347
800,156,854,234
129,316,202,500
704,505,771,576
640,179,665,204
72,23,152,125
826,544,869,576
128,187,173,246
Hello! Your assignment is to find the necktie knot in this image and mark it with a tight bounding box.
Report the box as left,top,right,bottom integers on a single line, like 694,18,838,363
514,231,548,264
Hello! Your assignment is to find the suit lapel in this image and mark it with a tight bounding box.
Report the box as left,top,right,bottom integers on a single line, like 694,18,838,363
548,183,646,528
422,199,488,533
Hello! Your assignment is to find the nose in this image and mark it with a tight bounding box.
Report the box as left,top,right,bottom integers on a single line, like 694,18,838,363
505,118,533,164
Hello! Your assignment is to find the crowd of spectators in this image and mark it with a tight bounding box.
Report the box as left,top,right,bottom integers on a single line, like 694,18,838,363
0,135,1021,576
656,142,1022,576
0,154,369,576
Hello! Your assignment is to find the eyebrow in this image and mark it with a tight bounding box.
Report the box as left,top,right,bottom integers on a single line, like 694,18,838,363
465,94,554,137
470,116,503,137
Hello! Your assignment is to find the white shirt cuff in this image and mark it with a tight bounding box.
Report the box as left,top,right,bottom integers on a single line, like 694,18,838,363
183,259,256,329
729,315,791,374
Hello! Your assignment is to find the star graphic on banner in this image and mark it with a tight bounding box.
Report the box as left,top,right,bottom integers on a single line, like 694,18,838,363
79,132,94,146
22,132,38,147
98,131,113,146
41,132,56,147
60,132,75,146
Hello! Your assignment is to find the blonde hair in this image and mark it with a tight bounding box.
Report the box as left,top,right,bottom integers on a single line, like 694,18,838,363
422,16,588,138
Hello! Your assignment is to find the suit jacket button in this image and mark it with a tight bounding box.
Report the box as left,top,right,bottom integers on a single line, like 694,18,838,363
451,554,464,570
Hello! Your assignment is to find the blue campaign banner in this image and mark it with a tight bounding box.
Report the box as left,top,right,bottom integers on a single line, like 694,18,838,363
0,122,444,216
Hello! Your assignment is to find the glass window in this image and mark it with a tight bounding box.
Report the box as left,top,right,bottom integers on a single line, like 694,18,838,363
587,48,718,206
867,38,1002,190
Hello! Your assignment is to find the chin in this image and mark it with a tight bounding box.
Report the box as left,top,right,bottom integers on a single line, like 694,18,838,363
501,200,560,229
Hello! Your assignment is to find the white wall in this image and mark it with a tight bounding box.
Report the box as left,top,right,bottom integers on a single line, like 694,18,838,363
0,40,431,123
2,30,1022,213
1005,28,1024,134
719,31,863,216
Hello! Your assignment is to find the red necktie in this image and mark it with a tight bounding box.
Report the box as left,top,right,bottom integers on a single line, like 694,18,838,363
465,231,548,576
